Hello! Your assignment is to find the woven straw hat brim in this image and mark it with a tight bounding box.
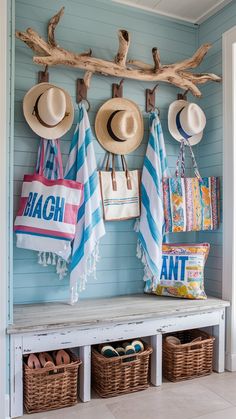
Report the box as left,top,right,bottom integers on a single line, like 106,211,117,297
95,98,144,155
23,82,74,140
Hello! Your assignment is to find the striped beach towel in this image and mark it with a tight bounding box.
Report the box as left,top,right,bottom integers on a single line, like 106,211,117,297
136,112,169,291
65,103,105,304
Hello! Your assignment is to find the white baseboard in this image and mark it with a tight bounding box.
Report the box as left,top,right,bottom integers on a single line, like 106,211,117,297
5,394,10,419
225,352,236,371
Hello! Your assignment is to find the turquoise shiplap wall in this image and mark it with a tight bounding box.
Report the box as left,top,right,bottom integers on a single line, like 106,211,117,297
13,0,198,303
197,1,236,298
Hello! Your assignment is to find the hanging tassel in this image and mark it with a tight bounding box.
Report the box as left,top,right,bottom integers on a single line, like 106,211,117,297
56,257,62,275
47,252,52,265
38,252,43,265
61,260,68,278
37,251,68,280
52,253,56,266
134,219,140,232
42,252,47,267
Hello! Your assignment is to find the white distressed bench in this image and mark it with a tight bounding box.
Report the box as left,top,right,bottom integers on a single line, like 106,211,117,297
7,294,229,418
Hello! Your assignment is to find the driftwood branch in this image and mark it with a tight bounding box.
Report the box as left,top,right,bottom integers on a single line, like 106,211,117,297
152,48,161,72
83,70,93,88
48,6,64,47
15,7,221,97
115,30,130,66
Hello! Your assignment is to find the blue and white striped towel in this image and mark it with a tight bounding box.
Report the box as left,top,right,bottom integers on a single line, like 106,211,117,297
136,112,169,291
65,104,105,304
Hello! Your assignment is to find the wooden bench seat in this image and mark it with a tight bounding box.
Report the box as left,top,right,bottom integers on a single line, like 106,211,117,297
7,294,230,418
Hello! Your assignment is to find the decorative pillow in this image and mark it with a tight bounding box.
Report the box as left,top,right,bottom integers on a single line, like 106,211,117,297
145,243,210,299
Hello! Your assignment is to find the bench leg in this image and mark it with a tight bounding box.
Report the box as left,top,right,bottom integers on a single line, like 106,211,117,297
79,345,91,402
212,309,225,373
10,335,23,418
150,334,162,386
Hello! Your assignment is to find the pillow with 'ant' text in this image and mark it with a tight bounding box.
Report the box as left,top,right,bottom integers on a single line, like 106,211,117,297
144,243,210,299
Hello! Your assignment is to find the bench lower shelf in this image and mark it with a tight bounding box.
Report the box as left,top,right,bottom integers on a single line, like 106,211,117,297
7,295,229,418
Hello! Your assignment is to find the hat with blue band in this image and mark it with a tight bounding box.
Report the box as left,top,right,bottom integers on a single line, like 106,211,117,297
168,100,206,146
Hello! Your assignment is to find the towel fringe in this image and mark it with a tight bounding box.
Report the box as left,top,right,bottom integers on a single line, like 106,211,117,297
136,241,157,292
37,251,68,280
69,241,100,305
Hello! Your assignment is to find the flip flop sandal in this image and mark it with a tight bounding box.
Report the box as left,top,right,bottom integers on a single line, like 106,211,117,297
124,345,136,355
56,350,71,365
44,361,55,368
116,346,126,356
122,341,131,349
27,354,41,369
39,352,54,367
165,336,181,346
101,345,119,358
191,337,202,343
131,340,144,353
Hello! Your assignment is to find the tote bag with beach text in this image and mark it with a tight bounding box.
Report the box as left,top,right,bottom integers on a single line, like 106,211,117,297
14,140,83,261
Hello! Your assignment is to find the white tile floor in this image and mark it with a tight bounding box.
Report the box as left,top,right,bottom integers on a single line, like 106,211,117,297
22,372,236,419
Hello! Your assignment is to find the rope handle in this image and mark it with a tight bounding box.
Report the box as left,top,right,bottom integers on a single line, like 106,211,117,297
175,139,185,177
185,138,202,180
175,139,202,181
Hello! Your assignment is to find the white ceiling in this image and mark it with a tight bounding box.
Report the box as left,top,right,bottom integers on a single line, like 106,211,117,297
112,0,232,24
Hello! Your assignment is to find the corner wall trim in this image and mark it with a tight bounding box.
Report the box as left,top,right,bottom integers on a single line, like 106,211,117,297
0,0,10,417
222,25,236,368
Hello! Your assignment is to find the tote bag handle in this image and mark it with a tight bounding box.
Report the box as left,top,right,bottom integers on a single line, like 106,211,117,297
175,139,202,180
104,153,132,191
36,139,64,179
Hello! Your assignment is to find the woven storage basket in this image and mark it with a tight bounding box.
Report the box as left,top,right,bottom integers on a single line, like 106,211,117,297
163,329,215,382
23,352,81,414
92,343,153,398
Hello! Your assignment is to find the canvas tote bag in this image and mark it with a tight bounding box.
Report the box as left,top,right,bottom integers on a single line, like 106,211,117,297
99,153,141,221
14,140,83,260
162,139,220,233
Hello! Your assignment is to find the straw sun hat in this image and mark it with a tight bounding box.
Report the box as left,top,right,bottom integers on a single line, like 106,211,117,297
168,100,206,146
95,98,144,155
23,82,74,140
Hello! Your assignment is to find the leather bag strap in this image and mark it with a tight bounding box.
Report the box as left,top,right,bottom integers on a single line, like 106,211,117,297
111,153,117,191
121,155,132,190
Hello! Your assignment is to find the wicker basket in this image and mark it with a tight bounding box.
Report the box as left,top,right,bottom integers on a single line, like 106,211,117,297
23,352,81,414
92,343,153,398
163,329,215,382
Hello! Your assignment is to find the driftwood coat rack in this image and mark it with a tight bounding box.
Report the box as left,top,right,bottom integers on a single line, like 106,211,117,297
16,7,221,97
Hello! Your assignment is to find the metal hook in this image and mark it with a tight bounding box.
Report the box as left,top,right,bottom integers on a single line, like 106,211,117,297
155,106,160,116
150,83,159,95
119,78,124,88
81,98,90,112
146,83,159,113
38,65,49,83
112,78,124,98
76,78,91,110
177,88,189,101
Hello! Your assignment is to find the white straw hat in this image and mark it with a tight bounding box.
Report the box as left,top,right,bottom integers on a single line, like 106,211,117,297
23,83,74,139
168,100,206,145
95,98,144,155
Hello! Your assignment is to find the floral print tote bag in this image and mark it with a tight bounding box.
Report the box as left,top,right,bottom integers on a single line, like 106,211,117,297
162,139,220,233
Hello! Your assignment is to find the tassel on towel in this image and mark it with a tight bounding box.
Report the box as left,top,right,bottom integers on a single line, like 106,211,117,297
38,252,68,280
